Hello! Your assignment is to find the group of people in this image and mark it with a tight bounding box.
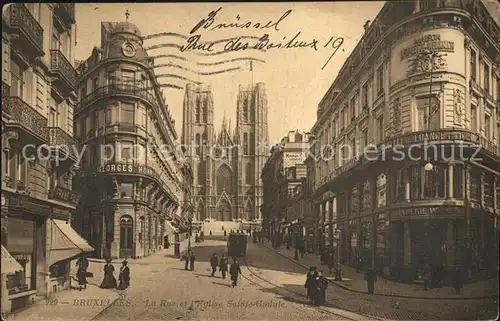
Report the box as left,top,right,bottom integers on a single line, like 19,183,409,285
209,253,242,287
421,262,465,293
194,231,205,243
181,250,196,271
75,253,131,291
304,266,329,306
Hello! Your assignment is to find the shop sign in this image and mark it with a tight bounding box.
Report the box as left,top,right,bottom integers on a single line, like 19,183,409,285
96,163,160,180
392,206,462,219
400,34,455,61
50,186,81,206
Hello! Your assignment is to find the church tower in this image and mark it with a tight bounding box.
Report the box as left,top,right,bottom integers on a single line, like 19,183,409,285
181,84,214,221
234,82,269,221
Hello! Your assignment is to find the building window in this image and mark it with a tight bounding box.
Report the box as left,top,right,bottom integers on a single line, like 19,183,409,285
16,152,27,186
197,161,205,185
93,77,99,90
470,50,477,81
420,0,438,11
121,70,135,85
471,105,477,132
377,116,384,142
396,169,405,202
453,164,464,199
202,100,208,123
195,98,201,123
10,56,25,99
51,25,62,51
423,164,445,198
245,163,253,184
362,128,368,149
49,96,59,127
483,64,490,92
377,65,384,95
120,102,134,124
485,115,491,139
121,143,133,163
350,96,356,122
416,97,439,130
409,166,421,200
195,134,201,155
362,82,368,109
243,100,248,122
249,132,255,155
5,218,35,293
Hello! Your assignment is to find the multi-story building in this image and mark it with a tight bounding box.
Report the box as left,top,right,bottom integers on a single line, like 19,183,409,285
261,130,312,244
307,0,500,283
1,3,91,314
181,83,268,233
72,18,192,260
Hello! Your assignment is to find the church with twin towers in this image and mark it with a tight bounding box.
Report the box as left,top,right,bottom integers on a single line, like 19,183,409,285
181,82,269,228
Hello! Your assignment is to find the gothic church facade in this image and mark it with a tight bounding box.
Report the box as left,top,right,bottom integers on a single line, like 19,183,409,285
181,83,269,223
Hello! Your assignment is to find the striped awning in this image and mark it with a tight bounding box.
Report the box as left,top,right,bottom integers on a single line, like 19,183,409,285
1,245,23,275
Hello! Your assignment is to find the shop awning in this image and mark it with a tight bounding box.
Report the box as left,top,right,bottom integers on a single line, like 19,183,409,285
1,245,23,275
48,219,94,267
165,220,178,233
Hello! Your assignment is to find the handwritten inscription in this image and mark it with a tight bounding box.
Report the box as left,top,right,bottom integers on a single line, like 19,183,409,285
190,7,292,34
184,7,345,70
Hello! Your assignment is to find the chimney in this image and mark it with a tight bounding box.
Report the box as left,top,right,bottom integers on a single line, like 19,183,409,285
364,20,371,33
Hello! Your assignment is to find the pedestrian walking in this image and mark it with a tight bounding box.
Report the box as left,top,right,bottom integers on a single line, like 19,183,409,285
355,253,362,273
327,251,335,276
219,254,228,279
210,253,219,276
181,250,190,270
224,230,227,236
422,262,432,290
117,260,130,290
364,267,377,294
453,266,464,294
209,230,212,236
195,234,200,243
76,252,89,291
189,251,196,271
314,270,328,306
100,258,117,289
200,231,204,242
304,266,318,302
229,259,242,287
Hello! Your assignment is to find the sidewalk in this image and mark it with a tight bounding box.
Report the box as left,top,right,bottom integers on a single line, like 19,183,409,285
261,243,499,300
7,282,120,321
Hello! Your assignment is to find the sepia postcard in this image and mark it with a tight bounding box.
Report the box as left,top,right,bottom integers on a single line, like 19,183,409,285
1,1,499,320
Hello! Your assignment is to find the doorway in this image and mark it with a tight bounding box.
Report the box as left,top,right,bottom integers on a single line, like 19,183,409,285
119,215,133,258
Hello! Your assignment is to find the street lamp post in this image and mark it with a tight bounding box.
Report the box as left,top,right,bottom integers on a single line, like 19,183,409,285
334,227,342,281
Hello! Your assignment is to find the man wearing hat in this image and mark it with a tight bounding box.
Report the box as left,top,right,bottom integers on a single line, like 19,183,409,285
117,260,130,290
210,253,219,277
304,266,318,303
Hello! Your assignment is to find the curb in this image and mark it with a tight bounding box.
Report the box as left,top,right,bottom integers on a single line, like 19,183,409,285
260,243,497,301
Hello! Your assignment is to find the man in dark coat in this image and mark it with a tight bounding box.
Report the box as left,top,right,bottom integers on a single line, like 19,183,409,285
422,262,432,290
355,253,362,273
181,251,190,270
229,259,242,287
117,260,130,290
76,252,89,291
453,266,464,294
189,251,196,271
364,268,377,294
219,254,229,279
314,270,329,306
210,253,219,277
304,266,318,302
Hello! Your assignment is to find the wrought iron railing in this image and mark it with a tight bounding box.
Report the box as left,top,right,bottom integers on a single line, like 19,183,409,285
3,96,49,141
78,84,157,110
50,49,77,88
48,127,76,146
7,4,44,54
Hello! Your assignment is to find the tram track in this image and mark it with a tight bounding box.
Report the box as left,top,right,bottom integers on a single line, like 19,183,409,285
241,258,379,321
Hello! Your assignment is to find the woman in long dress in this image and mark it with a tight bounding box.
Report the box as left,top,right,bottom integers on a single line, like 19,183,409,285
100,258,117,289
117,260,130,290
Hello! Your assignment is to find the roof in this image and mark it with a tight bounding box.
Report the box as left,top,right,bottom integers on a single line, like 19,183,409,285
112,21,142,37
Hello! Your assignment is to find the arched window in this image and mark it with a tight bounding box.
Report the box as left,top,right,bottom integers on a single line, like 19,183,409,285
249,132,255,155
197,203,205,221
245,204,253,221
250,102,255,123
216,164,232,194
243,133,249,155
195,98,201,123
245,163,253,184
197,161,205,185
195,134,201,155
243,100,248,122
202,100,208,123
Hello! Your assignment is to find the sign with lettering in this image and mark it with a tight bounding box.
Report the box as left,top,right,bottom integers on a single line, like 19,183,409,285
50,186,81,206
400,34,455,60
96,164,160,180
392,206,463,220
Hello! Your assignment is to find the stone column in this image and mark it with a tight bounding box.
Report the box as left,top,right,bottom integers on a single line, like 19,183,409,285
404,167,410,201
448,163,454,199
403,221,411,266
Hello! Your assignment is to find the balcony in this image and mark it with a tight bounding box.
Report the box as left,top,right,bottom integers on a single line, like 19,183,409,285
2,96,49,142
50,50,77,92
78,84,157,111
5,4,44,58
54,3,76,25
48,127,77,162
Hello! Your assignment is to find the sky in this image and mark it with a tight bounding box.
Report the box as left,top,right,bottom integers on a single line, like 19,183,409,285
74,2,385,144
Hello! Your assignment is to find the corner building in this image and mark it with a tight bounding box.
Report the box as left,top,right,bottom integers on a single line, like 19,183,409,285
2,3,91,314
182,83,268,232
307,0,500,283
73,20,191,259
